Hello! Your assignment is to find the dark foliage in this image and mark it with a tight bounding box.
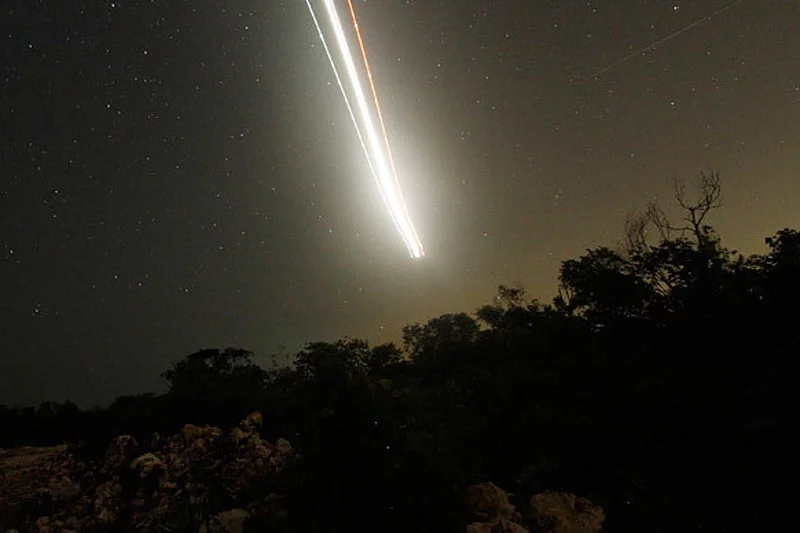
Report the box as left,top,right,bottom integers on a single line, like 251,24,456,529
2,177,795,532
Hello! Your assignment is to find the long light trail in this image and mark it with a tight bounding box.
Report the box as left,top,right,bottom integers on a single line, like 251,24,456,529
303,0,379,187
590,0,744,78
344,0,400,196
304,0,425,258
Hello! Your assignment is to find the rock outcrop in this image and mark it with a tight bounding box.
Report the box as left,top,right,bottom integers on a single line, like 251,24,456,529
529,491,605,533
0,412,294,532
464,483,605,533
464,482,519,522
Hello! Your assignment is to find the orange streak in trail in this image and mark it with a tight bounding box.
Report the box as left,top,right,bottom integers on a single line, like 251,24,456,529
345,0,402,190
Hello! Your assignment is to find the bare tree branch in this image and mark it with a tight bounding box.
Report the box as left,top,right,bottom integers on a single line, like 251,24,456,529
640,171,723,247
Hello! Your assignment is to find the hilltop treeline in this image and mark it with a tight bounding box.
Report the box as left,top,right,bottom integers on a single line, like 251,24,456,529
2,174,796,532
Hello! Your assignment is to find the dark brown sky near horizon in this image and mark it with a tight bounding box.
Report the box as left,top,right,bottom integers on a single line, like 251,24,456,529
1,0,798,407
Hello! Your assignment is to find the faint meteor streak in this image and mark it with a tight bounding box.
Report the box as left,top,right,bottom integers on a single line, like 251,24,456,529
304,0,425,258
591,0,744,78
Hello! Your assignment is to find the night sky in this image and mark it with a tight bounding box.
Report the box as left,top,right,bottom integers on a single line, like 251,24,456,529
2,1,798,407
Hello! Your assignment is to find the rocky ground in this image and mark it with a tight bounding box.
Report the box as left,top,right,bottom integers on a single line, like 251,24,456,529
464,482,605,533
0,412,293,533
1,415,604,533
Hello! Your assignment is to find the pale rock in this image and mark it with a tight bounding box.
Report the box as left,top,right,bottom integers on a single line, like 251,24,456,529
529,491,605,533
131,452,163,477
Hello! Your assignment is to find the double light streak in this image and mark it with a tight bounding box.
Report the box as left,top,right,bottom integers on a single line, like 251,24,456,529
304,0,425,258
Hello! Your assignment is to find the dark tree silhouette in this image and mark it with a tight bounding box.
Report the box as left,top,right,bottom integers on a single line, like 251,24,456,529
402,312,480,359
2,173,796,533
162,347,270,427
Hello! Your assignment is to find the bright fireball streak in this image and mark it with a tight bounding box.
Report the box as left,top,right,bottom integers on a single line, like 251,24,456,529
345,0,423,255
309,0,425,258
303,0,379,185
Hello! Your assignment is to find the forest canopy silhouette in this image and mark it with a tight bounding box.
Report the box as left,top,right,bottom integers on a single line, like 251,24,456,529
1,173,796,532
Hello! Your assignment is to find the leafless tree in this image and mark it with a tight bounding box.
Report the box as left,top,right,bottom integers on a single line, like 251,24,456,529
622,171,723,255
652,171,722,244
